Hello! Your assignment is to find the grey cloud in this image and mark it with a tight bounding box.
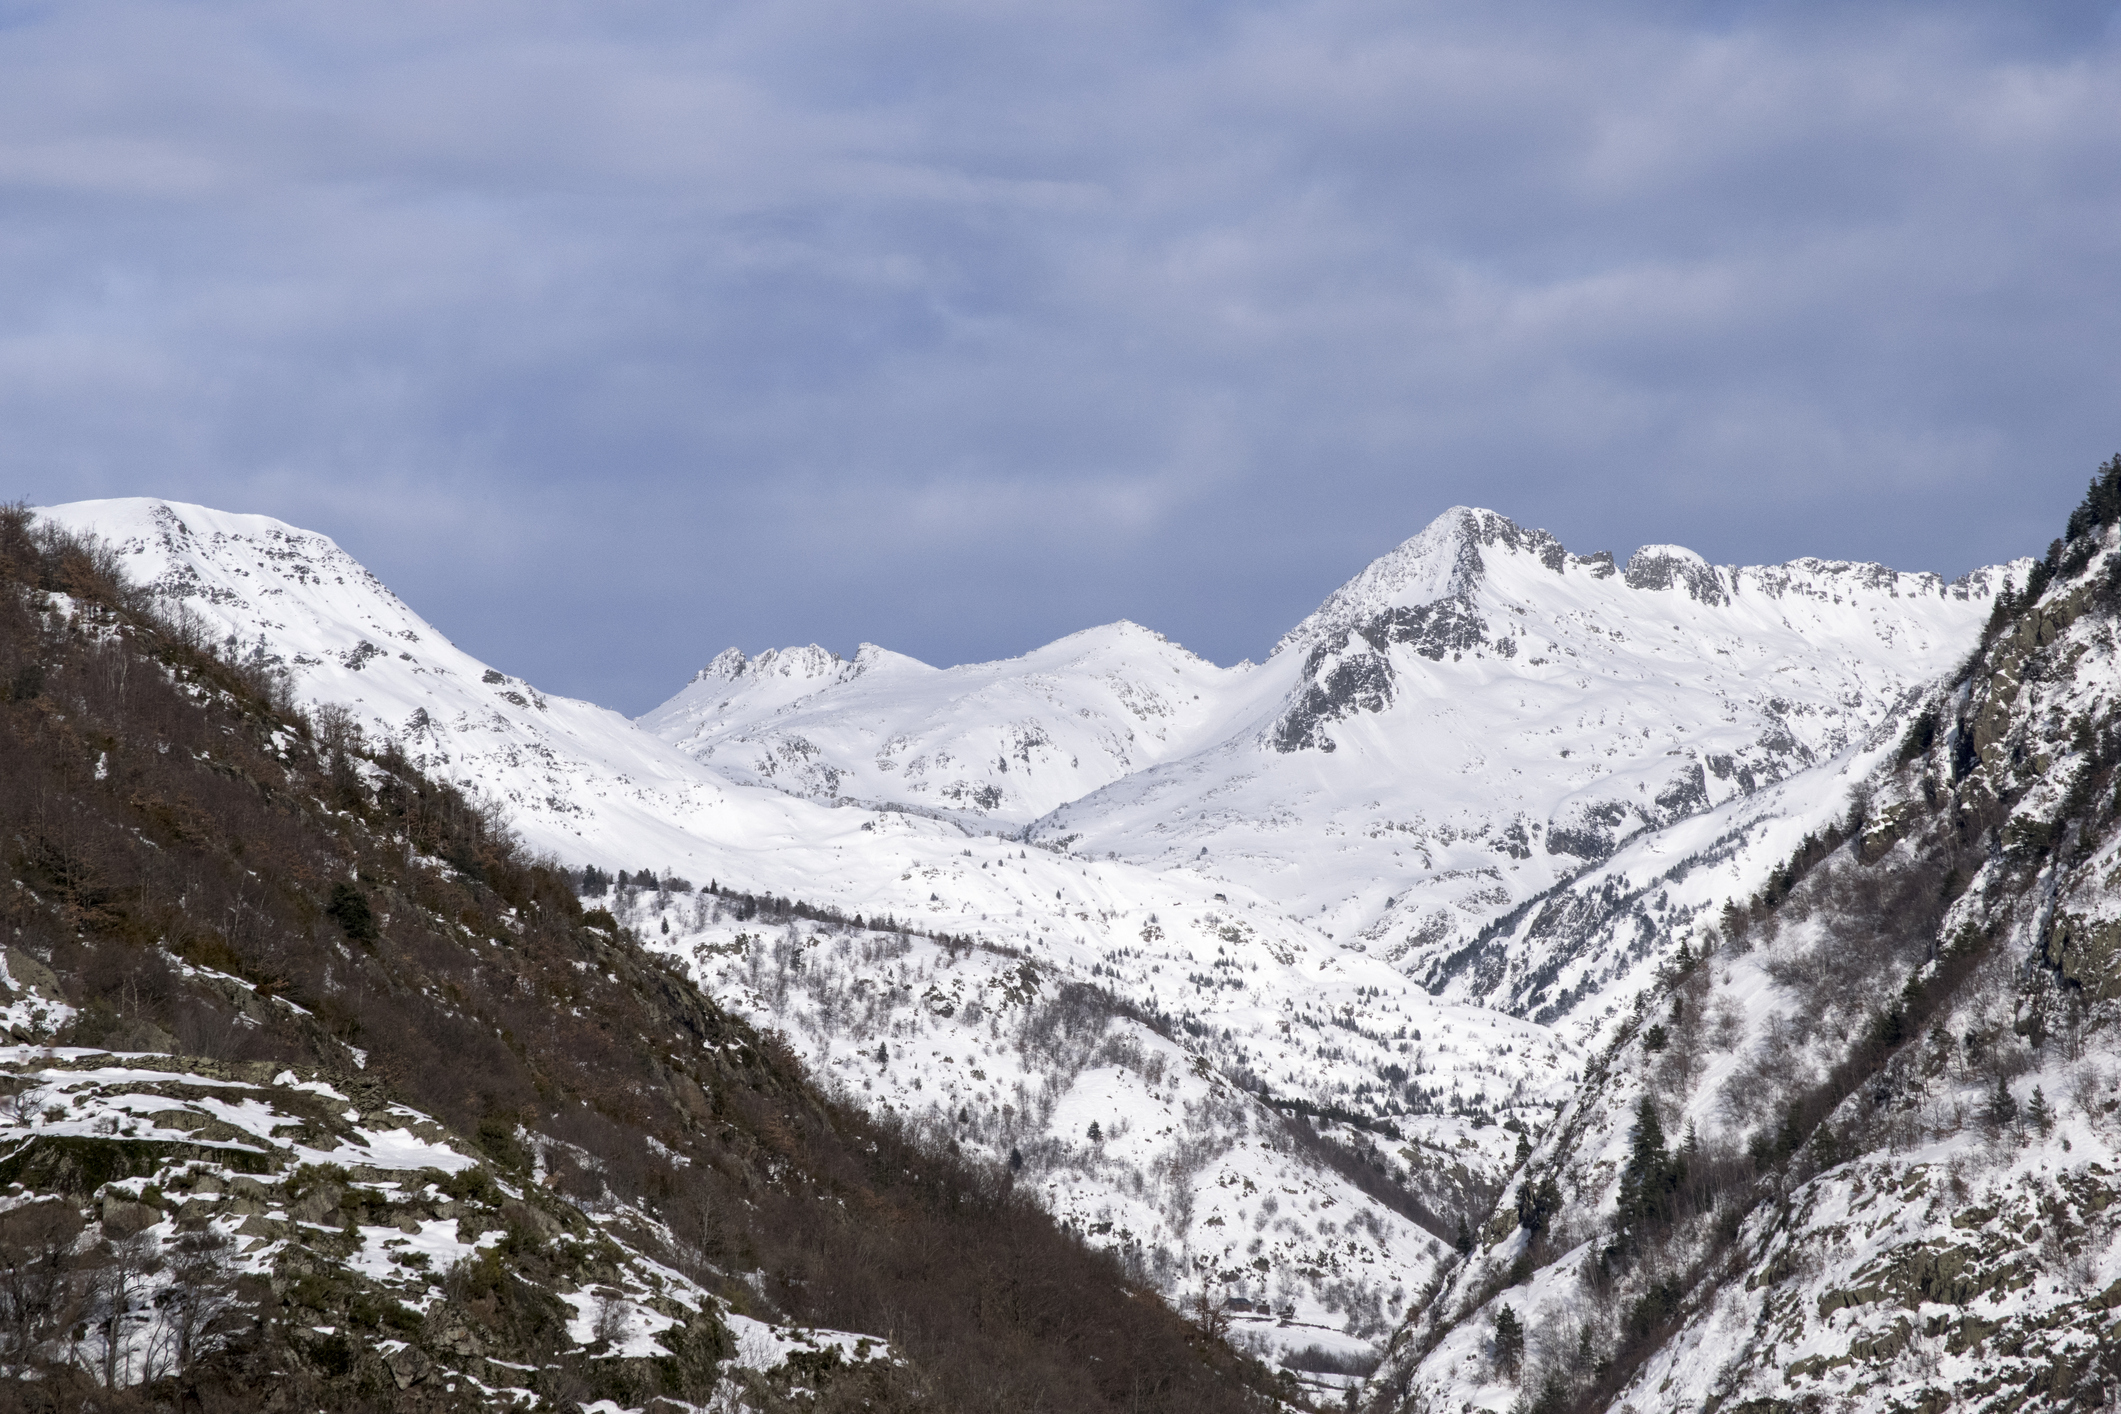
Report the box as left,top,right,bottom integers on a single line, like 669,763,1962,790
2,0,2118,710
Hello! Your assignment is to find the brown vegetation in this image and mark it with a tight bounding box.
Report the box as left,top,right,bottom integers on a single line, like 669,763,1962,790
0,506,1289,1413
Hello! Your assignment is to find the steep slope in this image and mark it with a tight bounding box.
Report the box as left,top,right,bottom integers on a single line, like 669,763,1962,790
0,1047,775,1410
1365,459,2121,1414
1411,733,1896,1039
0,507,1290,1413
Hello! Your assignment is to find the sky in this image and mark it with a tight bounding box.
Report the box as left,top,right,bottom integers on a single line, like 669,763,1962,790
5,1,2120,713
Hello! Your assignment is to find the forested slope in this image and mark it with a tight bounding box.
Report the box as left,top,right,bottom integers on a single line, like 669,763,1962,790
0,506,1289,1413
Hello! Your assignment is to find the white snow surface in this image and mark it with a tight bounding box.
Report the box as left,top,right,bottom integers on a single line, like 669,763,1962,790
641,623,1252,824
721,1313,893,1373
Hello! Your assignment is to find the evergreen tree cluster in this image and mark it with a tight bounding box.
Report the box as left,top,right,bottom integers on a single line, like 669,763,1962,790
576,865,693,898
1986,453,2121,632
1491,1304,1525,1376
2064,454,2121,547
1615,1097,1687,1237
323,879,378,944
1515,1173,1563,1236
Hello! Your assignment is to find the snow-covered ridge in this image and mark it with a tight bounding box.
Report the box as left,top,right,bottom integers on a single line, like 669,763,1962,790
1276,507,2005,661
643,618,1248,824
640,505,2020,987
35,497,794,875
43,495,2013,1042
1030,509,2022,977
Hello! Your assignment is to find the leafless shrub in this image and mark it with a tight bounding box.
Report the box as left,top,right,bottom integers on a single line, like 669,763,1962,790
143,1231,240,1380
591,1293,628,1346
82,1231,160,1388
0,1201,85,1367
0,1084,39,1128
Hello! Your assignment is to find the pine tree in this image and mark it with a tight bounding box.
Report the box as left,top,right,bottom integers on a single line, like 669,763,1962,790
1454,1214,1473,1255
1492,1304,1525,1376
1516,1174,1562,1235
1617,1096,1683,1233
1988,1076,2019,1129
2029,1086,2053,1137
325,881,379,945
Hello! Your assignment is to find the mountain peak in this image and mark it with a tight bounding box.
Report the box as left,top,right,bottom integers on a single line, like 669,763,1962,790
39,495,325,551
1275,506,1567,656
695,643,847,684
1622,542,1726,603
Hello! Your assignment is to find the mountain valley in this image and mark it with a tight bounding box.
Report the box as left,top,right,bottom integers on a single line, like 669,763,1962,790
20,474,2121,1414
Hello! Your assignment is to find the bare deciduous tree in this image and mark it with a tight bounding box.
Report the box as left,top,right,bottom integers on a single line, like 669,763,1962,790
144,1230,240,1381
83,1230,160,1389
0,1202,84,1368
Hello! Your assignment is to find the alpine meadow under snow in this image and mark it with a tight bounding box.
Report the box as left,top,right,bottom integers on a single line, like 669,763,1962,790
34,477,2121,1413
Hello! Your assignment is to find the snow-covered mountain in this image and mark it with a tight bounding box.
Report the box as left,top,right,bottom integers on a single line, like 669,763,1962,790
641,623,1249,823
35,493,2033,1397
41,497,775,874
650,506,2020,1025
1367,473,2121,1414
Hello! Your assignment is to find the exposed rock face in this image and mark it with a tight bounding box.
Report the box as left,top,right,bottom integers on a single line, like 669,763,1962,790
1621,544,1727,604
1271,597,1495,753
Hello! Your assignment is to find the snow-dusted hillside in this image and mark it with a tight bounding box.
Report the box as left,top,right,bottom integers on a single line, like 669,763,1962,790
1366,485,2121,1414
602,880,1581,1359
1418,735,1899,1039
0,1048,892,1403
